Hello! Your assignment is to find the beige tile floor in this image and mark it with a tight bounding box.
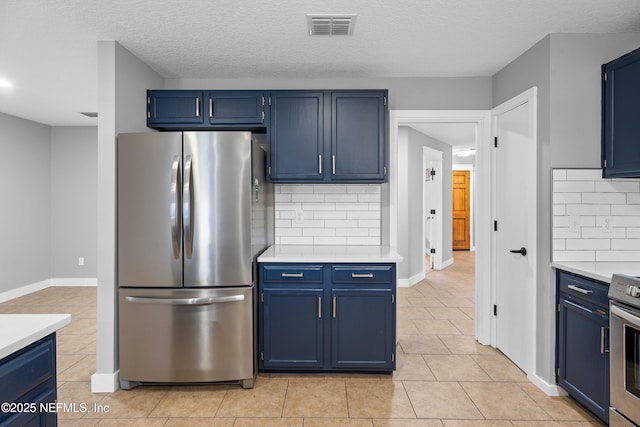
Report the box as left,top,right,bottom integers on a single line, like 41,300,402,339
0,252,605,426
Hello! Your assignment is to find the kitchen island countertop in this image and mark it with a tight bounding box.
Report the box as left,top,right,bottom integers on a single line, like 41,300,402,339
0,314,71,360
551,261,640,284
258,245,403,263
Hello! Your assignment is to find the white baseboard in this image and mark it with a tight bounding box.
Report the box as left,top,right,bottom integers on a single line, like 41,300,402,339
51,278,98,287
91,371,120,392
528,373,567,396
441,257,454,269
0,279,51,303
398,271,425,287
0,277,98,303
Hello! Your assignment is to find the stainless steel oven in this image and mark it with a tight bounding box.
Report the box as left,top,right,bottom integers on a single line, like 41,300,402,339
609,274,640,426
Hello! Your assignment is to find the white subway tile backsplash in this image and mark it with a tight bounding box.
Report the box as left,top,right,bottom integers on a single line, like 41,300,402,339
552,169,640,262
274,184,382,245
553,193,581,204
566,169,602,181
582,192,627,204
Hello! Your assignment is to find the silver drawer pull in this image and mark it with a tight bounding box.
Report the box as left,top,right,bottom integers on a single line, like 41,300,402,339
318,296,322,319
351,273,374,278
600,326,609,354
568,284,592,295
281,272,304,278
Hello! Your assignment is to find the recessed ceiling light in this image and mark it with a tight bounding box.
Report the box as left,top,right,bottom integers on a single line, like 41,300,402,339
0,79,12,88
307,14,357,36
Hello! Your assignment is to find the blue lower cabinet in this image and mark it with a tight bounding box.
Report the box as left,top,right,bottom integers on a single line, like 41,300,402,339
261,288,324,369
0,334,57,427
259,263,396,372
331,288,394,370
556,270,609,424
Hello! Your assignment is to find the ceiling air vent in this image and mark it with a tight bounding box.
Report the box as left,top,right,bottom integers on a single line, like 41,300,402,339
80,112,98,118
307,14,357,36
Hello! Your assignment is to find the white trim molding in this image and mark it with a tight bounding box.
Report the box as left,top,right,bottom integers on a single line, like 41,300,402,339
398,272,425,287
0,278,98,303
91,371,120,393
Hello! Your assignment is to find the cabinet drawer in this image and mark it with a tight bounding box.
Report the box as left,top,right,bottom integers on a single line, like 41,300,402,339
262,265,323,283
332,265,394,284
0,335,55,404
557,270,609,309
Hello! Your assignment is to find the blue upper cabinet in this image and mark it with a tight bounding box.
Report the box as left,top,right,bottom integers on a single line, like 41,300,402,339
602,46,640,178
207,91,266,125
147,90,268,130
268,90,388,183
148,91,204,126
331,91,386,181
269,91,325,181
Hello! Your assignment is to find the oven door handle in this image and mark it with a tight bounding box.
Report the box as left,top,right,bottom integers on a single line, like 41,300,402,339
611,304,640,328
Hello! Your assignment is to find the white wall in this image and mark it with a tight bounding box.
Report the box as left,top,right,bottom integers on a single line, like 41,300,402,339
50,126,98,278
0,113,51,292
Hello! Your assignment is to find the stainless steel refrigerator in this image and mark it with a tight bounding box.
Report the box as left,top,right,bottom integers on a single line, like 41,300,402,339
117,131,273,389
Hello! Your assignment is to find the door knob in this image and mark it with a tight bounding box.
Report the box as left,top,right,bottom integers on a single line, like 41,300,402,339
509,247,527,256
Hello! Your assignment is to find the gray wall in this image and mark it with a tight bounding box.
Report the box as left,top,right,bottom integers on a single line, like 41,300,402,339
492,32,640,388
397,126,453,280
50,126,98,278
0,113,51,292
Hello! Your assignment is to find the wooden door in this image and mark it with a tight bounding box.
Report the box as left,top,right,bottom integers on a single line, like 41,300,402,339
452,170,470,250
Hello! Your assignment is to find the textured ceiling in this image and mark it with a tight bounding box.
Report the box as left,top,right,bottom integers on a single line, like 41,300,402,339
1,0,640,126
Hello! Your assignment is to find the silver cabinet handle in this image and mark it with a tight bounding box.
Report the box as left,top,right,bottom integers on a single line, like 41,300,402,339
281,272,304,278
332,296,337,318
209,98,213,117
319,155,323,174
183,155,194,259
600,326,609,354
351,273,374,278
170,155,182,259
568,284,592,295
125,295,244,305
318,296,322,319
332,155,336,174
195,98,200,117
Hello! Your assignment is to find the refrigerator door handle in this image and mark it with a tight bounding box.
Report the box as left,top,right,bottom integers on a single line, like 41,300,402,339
124,294,245,305
170,155,182,259
183,155,194,259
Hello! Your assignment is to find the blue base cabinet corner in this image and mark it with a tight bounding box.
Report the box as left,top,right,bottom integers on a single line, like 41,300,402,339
556,270,609,424
0,334,58,427
259,263,396,373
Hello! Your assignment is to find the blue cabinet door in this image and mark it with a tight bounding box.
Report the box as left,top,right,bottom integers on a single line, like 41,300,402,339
330,288,394,370
147,90,204,125
207,91,266,125
602,46,640,178
331,91,386,181
261,287,324,369
558,297,609,423
269,91,325,181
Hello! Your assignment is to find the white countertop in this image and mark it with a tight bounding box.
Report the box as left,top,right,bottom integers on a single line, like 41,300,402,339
0,314,72,360
551,261,640,284
258,245,403,263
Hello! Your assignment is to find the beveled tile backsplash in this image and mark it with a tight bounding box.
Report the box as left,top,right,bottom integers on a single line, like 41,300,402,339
552,169,640,262
274,184,381,245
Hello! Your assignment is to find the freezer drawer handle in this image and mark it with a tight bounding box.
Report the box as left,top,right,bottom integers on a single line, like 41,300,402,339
125,295,245,305
281,273,304,278
170,155,182,259
351,273,374,278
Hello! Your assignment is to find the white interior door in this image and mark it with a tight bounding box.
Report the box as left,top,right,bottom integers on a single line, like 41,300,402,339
492,89,537,375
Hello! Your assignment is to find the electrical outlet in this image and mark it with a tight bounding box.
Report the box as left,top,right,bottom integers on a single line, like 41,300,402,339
78,257,85,266
294,208,304,225
569,215,580,233
602,216,613,233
